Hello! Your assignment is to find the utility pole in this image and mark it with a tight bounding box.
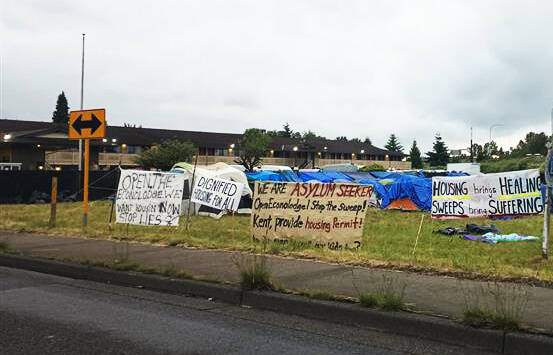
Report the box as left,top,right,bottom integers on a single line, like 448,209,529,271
79,33,85,171
470,127,473,163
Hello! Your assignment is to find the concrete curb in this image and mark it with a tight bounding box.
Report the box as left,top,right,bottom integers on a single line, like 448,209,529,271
504,332,553,355
1,253,552,354
242,290,505,353
0,253,241,305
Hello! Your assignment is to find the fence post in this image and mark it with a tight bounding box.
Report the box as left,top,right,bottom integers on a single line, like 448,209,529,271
49,176,58,228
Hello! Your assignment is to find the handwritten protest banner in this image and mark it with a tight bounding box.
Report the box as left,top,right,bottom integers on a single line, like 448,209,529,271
432,169,544,218
251,182,372,249
191,174,244,211
116,169,185,225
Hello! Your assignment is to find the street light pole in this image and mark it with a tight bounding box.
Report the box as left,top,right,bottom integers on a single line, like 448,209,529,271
488,124,504,158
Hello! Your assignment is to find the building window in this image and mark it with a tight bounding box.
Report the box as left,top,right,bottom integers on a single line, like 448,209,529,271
127,146,143,154
215,148,226,156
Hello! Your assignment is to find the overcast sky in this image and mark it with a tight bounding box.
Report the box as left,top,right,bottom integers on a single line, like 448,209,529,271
2,0,553,153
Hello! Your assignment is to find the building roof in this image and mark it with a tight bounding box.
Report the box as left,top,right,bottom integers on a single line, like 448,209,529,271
0,119,404,156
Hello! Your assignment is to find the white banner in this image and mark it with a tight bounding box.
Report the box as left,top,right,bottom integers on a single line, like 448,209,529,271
252,182,372,249
116,169,185,225
431,169,544,218
191,174,244,212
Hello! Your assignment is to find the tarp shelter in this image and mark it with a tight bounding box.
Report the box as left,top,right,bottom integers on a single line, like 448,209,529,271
245,171,282,182
356,174,432,211
245,170,302,182
171,162,252,219
297,171,354,183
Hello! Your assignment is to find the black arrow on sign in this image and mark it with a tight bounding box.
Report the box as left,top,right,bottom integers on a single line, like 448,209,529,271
72,113,102,135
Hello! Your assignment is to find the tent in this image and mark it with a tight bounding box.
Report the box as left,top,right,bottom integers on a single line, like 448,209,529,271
357,174,432,211
171,162,253,219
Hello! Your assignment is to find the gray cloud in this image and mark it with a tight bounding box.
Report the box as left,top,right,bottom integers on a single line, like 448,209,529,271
2,0,553,153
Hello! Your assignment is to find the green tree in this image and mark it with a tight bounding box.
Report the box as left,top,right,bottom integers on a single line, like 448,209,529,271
409,140,423,169
52,91,69,125
427,133,449,167
135,140,196,171
471,143,485,162
335,136,348,142
483,141,499,159
511,132,549,157
384,134,403,152
235,128,272,171
363,137,372,145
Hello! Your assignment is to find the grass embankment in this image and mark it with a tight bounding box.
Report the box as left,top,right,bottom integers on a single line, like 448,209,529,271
0,202,552,282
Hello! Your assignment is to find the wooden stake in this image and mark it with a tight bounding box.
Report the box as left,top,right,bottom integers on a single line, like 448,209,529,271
185,150,199,231
108,197,115,231
49,177,58,228
411,214,425,257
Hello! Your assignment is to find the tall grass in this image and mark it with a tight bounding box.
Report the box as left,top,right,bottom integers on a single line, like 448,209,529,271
461,281,529,330
0,202,552,282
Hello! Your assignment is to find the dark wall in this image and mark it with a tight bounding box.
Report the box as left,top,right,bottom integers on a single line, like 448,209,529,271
0,169,120,203
11,145,45,170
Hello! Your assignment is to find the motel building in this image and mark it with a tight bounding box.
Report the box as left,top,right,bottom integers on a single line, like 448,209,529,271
0,119,409,171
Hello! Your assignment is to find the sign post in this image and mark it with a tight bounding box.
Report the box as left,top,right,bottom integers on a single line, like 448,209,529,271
69,109,106,227
544,144,552,259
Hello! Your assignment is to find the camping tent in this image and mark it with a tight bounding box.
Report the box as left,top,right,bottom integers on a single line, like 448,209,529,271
171,162,252,218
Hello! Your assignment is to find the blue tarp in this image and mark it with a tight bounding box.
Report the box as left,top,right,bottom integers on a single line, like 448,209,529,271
344,172,376,182
317,171,354,182
297,171,334,183
279,170,303,182
358,174,432,210
246,170,304,182
245,171,283,181
247,169,435,211
297,171,354,183
369,171,404,180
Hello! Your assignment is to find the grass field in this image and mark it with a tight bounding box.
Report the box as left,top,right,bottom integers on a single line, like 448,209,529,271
1,201,552,283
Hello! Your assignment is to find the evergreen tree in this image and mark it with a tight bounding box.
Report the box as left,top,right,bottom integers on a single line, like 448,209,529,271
52,91,69,125
427,133,449,167
384,134,403,152
282,123,292,138
363,137,372,145
409,140,423,169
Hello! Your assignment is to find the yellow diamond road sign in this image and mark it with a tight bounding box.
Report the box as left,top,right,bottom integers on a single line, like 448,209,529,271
68,109,106,139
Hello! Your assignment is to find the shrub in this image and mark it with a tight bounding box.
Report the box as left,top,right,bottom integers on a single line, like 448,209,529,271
360,164,385,172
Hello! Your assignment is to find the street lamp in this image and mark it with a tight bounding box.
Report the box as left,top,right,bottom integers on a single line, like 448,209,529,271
489,124,504,158
292,146,298,168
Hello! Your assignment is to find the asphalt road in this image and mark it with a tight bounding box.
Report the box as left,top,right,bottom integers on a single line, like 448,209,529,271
0,267,496,355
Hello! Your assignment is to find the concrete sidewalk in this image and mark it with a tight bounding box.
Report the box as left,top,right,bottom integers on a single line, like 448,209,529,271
2,231,553,332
